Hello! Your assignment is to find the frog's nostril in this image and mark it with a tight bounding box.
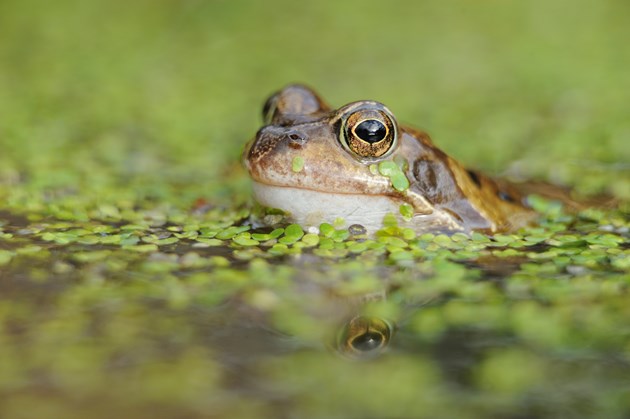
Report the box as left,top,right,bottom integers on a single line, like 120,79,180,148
287,132,306,149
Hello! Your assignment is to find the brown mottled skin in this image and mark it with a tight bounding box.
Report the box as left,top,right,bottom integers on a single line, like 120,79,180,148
244,84,536,234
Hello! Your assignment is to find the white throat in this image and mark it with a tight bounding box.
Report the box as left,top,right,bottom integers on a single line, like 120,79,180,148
251,181,462,235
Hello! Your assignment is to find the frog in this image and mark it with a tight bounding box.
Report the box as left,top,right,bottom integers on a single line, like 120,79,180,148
243,84,536,235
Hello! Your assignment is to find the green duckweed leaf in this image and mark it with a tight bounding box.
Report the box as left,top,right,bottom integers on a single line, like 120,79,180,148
292,156,305,173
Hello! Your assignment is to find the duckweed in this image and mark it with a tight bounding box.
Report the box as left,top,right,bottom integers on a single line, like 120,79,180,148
378,161,410,192
278,223,304,244
301,233,320,247
194,238,223,246
399,203,414,220
318,223,335,237
0,250,13,265
215,225,250,240
292,156,305,173
232,234,259,246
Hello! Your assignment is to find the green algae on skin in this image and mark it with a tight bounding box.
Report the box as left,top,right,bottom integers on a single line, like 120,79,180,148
292,156,305,173
378,161,410,192
399,203,414,220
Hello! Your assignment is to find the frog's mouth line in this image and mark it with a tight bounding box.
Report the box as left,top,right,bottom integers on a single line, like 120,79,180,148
250,179,402,199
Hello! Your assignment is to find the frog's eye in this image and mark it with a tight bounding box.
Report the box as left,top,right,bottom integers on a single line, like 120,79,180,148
335,316,393,359
340,104,398,159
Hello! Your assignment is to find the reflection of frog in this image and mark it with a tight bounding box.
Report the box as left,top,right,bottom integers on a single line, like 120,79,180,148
244,85,536,235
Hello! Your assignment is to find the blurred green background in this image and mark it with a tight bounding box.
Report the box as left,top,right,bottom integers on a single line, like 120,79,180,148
0,1,629,418
1,0,629,206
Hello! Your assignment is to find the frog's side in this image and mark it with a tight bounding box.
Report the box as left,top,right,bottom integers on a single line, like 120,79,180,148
243,84,536,235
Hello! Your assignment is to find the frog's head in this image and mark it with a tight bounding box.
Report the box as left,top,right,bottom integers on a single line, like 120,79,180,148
243,84,408,231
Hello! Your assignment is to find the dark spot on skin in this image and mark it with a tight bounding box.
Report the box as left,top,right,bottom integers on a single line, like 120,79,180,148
466,169,482,187
412,156,492,227
413,159,438,196
498,191,515,203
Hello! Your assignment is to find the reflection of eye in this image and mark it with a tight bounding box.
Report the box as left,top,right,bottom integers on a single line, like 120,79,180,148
340,105,398,159
336,316,393,359
349,330,384,351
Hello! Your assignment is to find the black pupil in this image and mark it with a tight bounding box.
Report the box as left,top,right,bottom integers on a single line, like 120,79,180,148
351,332,383,351
355,119,387,143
